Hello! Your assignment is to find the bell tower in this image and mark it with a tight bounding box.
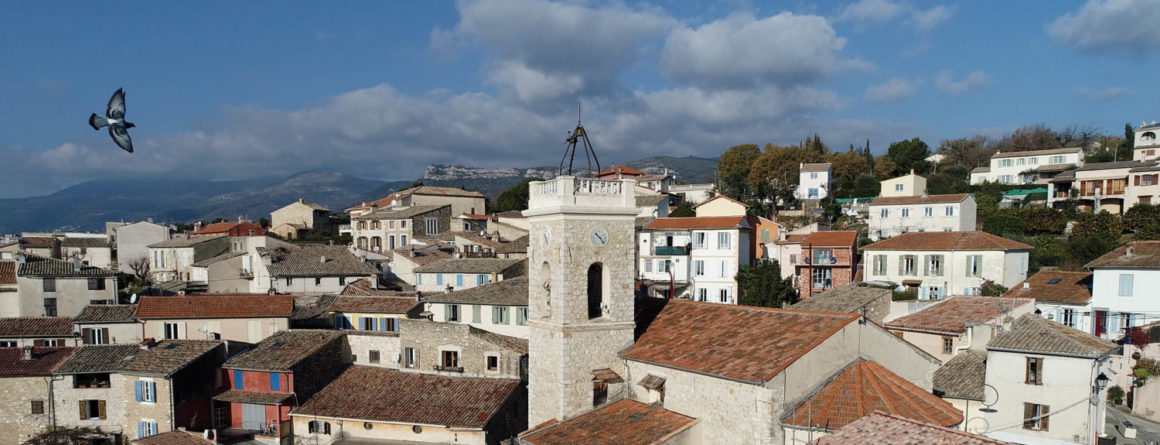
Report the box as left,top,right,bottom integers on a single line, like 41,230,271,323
524,175,638,425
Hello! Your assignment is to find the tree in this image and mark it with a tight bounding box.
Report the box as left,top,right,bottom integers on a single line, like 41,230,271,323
210,217,226,224
850,173,879,198
938,136,993,169
258,217,271,228
827,149,866,196
983,214,1026,238
1070,211,1124,240
492,178,543,213
1124,204,1160,232
992,124,1062,153
669,201,695,217
127,256,151,284
736,260,797,307
926,166,970,195
886,138,932,176
717,144,761,198
747,144,824,199
872,157,897,180
803,134,829,155
980,281,1007,296
1068,232,1122,267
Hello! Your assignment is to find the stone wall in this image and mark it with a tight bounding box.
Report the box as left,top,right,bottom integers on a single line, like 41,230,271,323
0,376,53,444
398,319,525,379
346,331,401,369
53,373,129,434
289,334,350,402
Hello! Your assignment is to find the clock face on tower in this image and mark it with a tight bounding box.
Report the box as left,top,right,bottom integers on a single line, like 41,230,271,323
589,227,609,247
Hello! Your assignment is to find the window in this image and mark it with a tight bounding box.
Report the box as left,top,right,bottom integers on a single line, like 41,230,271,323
658,260,671,273
1050,155,1064,164
1023,403,1049,431
1000,159,1013,167
517,307,528,325
285,277,293,286
694,260,705,276
233,370,244,389
1017,158,1026,166
441,350,459,369
790,254,797,265
1062,308,1075,327
369,350,380,364
1030,157,1038,165
1119,274,1134,296
404,347,417,368
401,235,407,245
493,306,510,324
80,400,106,420
927,286,943,300
138,420,158,438
697,288,708,302
812,268,833,289
942,337,953,354
717,232,731,249
693,232,707,249
813,249,833,263
30,400,44,414
472,305,481,323
880,208,889,218
270,372,281,391
965,255,982,277
945,206,954,216
308,420,332,435
163,323,180,340
134,380,156,402
339,277,345,285
87,278,105,290
587,263,603,319
926,255,943,276
644,260,652,273
447,304,460,322
901,208,910,218
43,298,57,317
808,188,819,199
895,184,904,191
487,355,499,371
1026,357,1043,385
477,274,487,285
1144,175,1156,186
924,207,933,217
999,175,1012,184
425,218,439,236
314,277,322,286
900,255,916,275
0,341,16,347
456,274,463,287
810,172,818,179
436,274,443,286
42,278,56,293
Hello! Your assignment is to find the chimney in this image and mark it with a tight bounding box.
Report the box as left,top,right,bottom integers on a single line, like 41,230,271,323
1023,280,1030,289
910,169,914,175
1127,245,1135,257
267,288,277,296
237,215,245,224
21,346,33,361
139,338,156,350
320,256,328,263
146,217,153,223
298,198,304,203
177,290,186,296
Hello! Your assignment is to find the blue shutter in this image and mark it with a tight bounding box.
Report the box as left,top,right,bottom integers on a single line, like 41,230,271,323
457,274,463,286
234,370,244,389
359,317,368,330
371,318,378,331
417,274,422,285
150,422,158,437
270,372,281,391
437,274,443,285
334,315,343,329
477,274,484,285
138,421,144,438
134,381,142,402
148,381,156,402
379,318,388,331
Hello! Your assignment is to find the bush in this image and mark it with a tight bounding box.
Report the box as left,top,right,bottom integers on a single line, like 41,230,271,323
1020,208,1068,234
1071,211,1124,240
981,281,1007,297
983,214,1026,238
1136,368,1152,379
892,290,917,301
1108,385,1125,405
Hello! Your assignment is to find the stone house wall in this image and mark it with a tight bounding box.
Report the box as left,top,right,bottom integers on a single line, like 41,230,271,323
398,319,525,379
0,376,54,444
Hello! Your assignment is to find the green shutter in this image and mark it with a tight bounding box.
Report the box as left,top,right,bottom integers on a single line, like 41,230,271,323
444,305,451,321
472,305,481,323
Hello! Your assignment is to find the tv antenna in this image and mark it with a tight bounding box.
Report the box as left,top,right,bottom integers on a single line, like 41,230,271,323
558,102,602,177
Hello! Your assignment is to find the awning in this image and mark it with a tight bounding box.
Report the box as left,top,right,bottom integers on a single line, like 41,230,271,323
212,390,292,405
592,368,624,384
901,280,923,287
638,374,666,391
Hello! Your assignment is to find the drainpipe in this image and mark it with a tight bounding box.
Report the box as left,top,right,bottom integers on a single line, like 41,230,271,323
169,377,176,432
955,323,975,354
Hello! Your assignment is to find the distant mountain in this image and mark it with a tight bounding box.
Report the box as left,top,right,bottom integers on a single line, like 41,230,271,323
624,156,718,184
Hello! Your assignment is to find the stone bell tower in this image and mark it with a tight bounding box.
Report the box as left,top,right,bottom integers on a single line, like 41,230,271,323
523,175,638,426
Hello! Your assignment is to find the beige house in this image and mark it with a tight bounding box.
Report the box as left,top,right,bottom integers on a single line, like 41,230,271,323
261,244,378,295
0,347,74,444
60,237,114,269
121,340,228,441
347,186,486,220
270,198,331,240
886,296,1034,363
388,245,452,287
397,318,528,379
880,170,927,198
147,235,229,283
16,255,118,317
692,194,747,217
1048,160,1157,214
349,205,451,253
414,258,525,293
0,317,76,347
135,294,293,343
74,305,141,345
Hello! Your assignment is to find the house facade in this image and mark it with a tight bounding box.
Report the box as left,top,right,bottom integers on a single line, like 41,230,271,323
330,294,420,333
261,244,378,295
796,162,832,201
147,235,229,283
16,255,118,317
1002,270,1093,334
637,224,692,299
1084,241,1160,339
135,294,293,343
1133,122,1160,162
886,296,1034,363
425,276,529,338
862,231,1031,300
269,198,330,240
413,258,525,294
61,237,114,269
348,205,451,253
795,231,858,298
868,193,976,239
0,317,76,347
643,216,753,304
122,340,227,441
74,305,141,345
970,147,1084,185
880,171,927,198
0,347,74,444
114,220,172,274
1048,160,1158,215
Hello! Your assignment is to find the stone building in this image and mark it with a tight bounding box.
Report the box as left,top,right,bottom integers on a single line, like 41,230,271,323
0,347,74,444
0,316,77,347
135,294,293,343
425,276,529,338
260,244,378,295
346,186,486,221
269,198,331,240
74,304,141,345
396,318,527,380
121,340,227,441
147,235,229,283
329,294,420,332
113,220,172,274
16,255,118,317
52,345,142,442
348,205,452,253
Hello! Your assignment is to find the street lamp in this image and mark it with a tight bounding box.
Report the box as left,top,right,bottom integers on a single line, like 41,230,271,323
1096,372,1110,392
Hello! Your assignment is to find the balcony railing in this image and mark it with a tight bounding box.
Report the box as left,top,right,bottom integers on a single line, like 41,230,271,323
434,365,464,373
654,246,688,255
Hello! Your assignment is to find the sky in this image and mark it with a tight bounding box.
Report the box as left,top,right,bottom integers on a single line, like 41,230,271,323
1,0,1158,198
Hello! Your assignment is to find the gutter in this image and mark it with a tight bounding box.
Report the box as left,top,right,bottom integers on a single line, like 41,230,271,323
984,346,1106,360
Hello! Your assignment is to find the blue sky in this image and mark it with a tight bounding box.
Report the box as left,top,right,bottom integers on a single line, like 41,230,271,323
1,0,1157,197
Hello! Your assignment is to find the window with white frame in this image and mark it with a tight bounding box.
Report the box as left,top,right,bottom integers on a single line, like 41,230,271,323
425,218,438,236
1050,155,1064,164
812,268,833,289
901,208,910,218
693,232,706,249
999,175,1012,184
895,184,904,191
163,323,180,340
717,232,731,249
924,207,933,217
1062,308,1075,327
880,208,889,218
694,260,705,276
813,249,833,263
926,255,943,276
1017,158,1026,166
1030,157,1038,165
659,260,671,273
1000,159,1013,167
901,255,916,275
810,172,818,179
872,255,886,275
808,188,819,198
644,260,652,273
697,288,707,302
718,288,729,303
945,206,954,216
965,255,982,277
927,286,943,300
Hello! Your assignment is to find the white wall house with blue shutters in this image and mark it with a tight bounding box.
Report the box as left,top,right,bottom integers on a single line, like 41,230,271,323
1084,242,1160,340
428,301,529,339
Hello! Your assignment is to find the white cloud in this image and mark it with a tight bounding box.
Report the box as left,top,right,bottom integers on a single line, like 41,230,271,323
661,12,864,87
909,5,955,32
934,70,989,95
1074,86,1129,100
1047,0,1160,52
487,61,584,102
836,0,905,23
865,78,919,102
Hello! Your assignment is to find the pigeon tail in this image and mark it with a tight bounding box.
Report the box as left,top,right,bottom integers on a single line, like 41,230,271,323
89,113,108,130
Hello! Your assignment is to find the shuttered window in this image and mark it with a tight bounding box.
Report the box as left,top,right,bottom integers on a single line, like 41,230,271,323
1025,357,1043,385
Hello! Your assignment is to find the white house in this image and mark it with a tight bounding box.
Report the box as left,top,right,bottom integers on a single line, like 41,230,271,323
868,194,976,239
862,231,1031,300
1002,271,1093,334
637,223,693,299
796,163,832,201
425,276,529,339
413,258,525,294
643,216,753,304
970,147,1084,185
1084,241,1160,340
1134,121,1160,162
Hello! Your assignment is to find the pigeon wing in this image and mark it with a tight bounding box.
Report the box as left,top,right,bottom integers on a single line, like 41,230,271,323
106,88,126,119
109,124,133,153
88,113,108,130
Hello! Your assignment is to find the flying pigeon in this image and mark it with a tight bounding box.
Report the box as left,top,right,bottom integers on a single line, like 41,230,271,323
88,88,135,153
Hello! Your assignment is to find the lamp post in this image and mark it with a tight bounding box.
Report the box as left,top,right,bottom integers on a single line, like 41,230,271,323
1093,371,1110,442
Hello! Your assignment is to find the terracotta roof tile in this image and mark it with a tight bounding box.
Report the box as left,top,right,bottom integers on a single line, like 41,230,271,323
471,328,528,354
340,279,415,297
223,330,345,371
0,261,14,285
264,244,377,277
295,366,519,428
353,204,449,221
18,255,116,277
133,430,212,445
56,345,140,374
597,165,645,176
0,317,75,337
817,412,1008,445
424,276,528,306
645,216,750,230
1086,241,1160,269
330,295,419,314
20,237,57,248
212,390,293,405
135,295,293,319
120,340,223,376
933,351,987,401
75,305,137,323
521,399,697,445
871,193,970,206
785,234,808,243
413,258,524,274
0,347,74,377
791,284,890,316
691,194,748,209
783,360,962,430
988,314,1117,358
863,231,1031,251
1001,271,1091,304
801,231,859,247
620,301,859,383
886,296,1033,335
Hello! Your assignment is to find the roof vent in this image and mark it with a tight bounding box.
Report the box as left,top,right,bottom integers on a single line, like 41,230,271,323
1127,246,1135,257
21,346,33,361
320,256,328,263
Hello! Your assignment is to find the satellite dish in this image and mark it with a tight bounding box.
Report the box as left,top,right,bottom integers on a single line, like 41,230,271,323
129,294,138,304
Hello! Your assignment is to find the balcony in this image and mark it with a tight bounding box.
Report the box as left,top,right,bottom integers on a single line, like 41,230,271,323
239,269,254,280
434,365,464,373
654,246,688,256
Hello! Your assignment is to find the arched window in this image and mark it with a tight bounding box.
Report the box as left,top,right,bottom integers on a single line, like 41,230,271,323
1144,131,1156,141
587,263,603,319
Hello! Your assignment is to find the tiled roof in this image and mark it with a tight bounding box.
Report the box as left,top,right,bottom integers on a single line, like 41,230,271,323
784,234,808,243
598,165,645,176
424,276,529,306
817,412,1008,445
135,295,294,319
1131,165,1160,173
783,360,962,430
620,301,859,383
1076,160,1155,171
330,295,419,314
471,327,528,354
801,162,832,172
148,235,226,248
635,194,669,207
55,345,140,374
392,247,453,266
1086,241,1160,269
411,186,486,198
496,235,529,254
988,314,1117,358
191,251,246,267
644,216,750,230
294,366,519,428
862,231,1031,251
0,317,75,337
0,261,15,285
223,330,344,372
133,430,212,445
886,297,1033,335
18,255,115,277
353,204,449,221
0,347,74,377
691,194,748,209
212,390,293,405
992,147,1082,159
970,167,990,174
61,238,111,248
75,305,138,323
1001,271,1091,304
413,258,524,274
20,237,57,248
791,284,890,315
933,351,987,401
121,340,222,376
521,399,697,445
265,244,377,277
801,231,859,247
870,193,970,206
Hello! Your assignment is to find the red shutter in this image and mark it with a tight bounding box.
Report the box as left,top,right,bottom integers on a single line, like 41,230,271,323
81,328,92,345
1135,175,1141,186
